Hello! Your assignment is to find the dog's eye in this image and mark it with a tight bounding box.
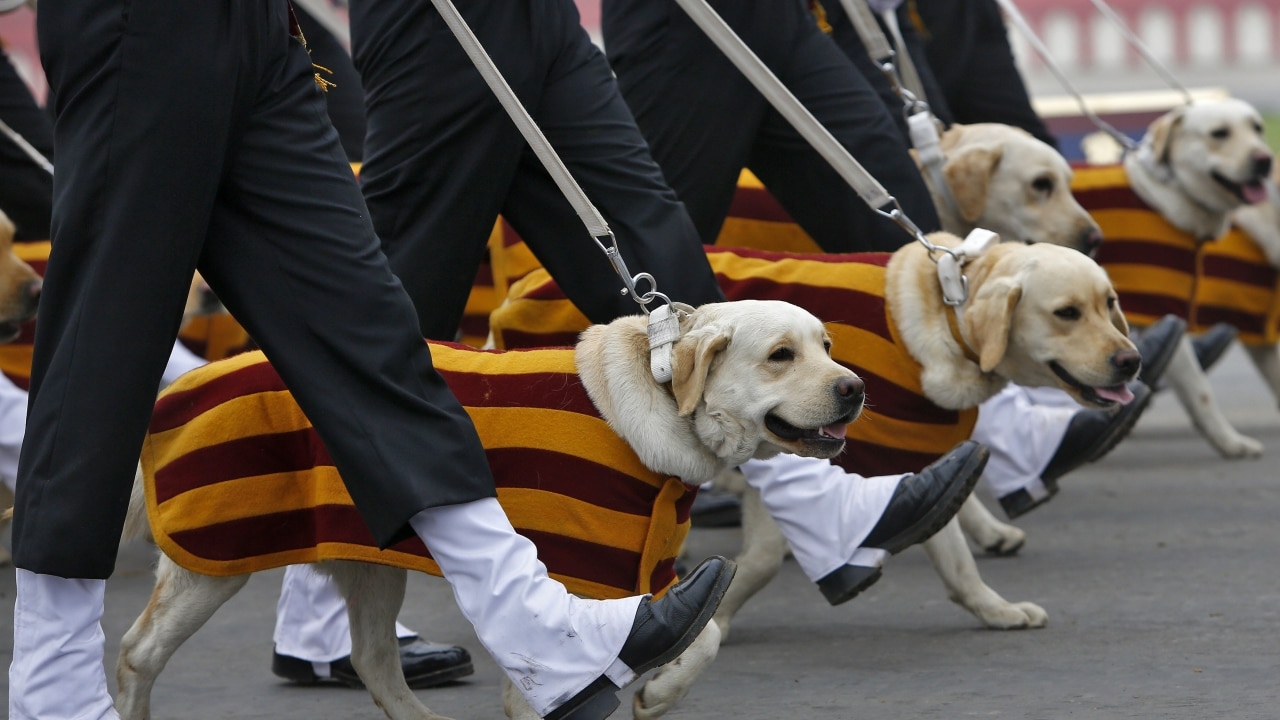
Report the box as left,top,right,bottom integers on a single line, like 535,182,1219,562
823,339,832,355
1031,176,1055,195
1107,296,1117,310
1054,306,1081,321
1210,127,1230,140
1253,121,1265,135
769,347,794,362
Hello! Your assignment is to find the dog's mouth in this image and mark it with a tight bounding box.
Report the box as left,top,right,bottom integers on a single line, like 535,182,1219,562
765,412,855,454
0,321,19,344
1049,361,1134,408
1211,171,1269,204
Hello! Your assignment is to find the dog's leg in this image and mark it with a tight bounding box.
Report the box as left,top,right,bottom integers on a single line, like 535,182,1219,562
1243,343,1280,407
921,518,1048,630
116,555,250,719
632,623,722,720
1165,336,1265,457
323,561,453,720
956,495,1026,556
711,483,787,643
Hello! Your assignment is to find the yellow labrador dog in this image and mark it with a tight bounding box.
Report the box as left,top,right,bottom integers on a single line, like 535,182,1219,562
921,122,1103,256
115,299,864,720
1087,98,1274,458
706,234,1140,646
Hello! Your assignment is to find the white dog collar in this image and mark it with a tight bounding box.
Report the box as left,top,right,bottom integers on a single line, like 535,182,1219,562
936,229,999,306
648,303,683,383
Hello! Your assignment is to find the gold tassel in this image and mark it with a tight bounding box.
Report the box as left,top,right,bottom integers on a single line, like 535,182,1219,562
907,0,930,41
312,63,337,93
809,0,834,34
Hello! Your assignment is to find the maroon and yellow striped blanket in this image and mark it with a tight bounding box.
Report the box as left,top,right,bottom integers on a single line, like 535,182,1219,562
492,247,978,477
1072,164,1280,343
142,343,694,600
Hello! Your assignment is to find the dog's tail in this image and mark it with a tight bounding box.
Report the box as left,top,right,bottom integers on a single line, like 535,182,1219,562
122,464,155,544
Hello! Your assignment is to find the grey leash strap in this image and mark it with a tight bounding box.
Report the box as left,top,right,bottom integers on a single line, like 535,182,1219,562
428,0,683,382
673,0,970,292
836,0,957,219
426,0,669,315
991,0,1137,152
0,119,53,176
1086,0,1192,104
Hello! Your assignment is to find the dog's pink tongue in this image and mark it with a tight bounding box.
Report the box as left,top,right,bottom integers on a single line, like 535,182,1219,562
822,423,848,440
1243,181,1269,204
1094,384,1135,405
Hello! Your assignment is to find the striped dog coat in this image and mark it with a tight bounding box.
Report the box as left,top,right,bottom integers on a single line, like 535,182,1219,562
491,246,979,477
142,343,694,600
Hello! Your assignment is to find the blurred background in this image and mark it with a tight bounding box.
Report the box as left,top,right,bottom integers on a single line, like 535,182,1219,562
3,0,1278,160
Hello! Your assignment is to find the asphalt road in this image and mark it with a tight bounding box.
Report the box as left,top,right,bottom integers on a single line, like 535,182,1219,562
2,345,1279,720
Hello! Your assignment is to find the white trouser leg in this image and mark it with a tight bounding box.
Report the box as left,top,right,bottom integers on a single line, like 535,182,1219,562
0,373,28,492
739,454,899,582
973,384,1079,499
9,570,119,720
410,498,642,717
160,339,208,388
274,564,416,665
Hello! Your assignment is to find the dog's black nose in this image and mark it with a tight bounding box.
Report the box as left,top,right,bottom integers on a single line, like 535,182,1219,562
1253,152,1273,179
1111,348,1141,376
1080,228,1104,257
835,375,864,405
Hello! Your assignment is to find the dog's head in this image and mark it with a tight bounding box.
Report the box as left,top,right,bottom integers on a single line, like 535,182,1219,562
936,123,1103,256
963,242,1139,409
182,272,225,328
576,300,863,483
0,210,41,343
1139,99,1273,220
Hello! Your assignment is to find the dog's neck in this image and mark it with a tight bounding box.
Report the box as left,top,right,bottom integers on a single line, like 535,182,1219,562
574,316,736,486
885,243,1010,411
1125,145,1232,242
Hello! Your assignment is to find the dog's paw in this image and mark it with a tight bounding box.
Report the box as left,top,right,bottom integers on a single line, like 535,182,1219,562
976,600,1049,630
1213,433,1264,459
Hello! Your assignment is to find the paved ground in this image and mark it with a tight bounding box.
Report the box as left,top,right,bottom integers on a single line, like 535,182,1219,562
2,345,1279,719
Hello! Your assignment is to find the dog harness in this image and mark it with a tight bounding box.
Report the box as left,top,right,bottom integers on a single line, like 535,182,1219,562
141,344,693,600
491,247,979,477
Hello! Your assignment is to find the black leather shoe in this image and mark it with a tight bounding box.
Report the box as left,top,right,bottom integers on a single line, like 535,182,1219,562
545,556,736,720
690,485,743,528
816,441,988,606
1192,323,1237,372
271,636,473,689
1040,381,1153,485
998,483,1060,521
1134,314,1186,387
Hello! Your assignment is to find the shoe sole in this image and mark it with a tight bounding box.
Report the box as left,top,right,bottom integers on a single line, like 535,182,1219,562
274,657,475,690
819,564,884,606
631,560,737,677
546,560,738,720
880,445,989,556
1137,317,1186,387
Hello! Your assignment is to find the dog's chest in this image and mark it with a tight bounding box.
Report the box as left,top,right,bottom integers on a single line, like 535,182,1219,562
142,346,693,600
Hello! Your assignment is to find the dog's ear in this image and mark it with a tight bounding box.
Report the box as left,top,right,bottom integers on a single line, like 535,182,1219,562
1147,107,1185,166
944,144,1002,223
671,324,731,417
963,275,1023,373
